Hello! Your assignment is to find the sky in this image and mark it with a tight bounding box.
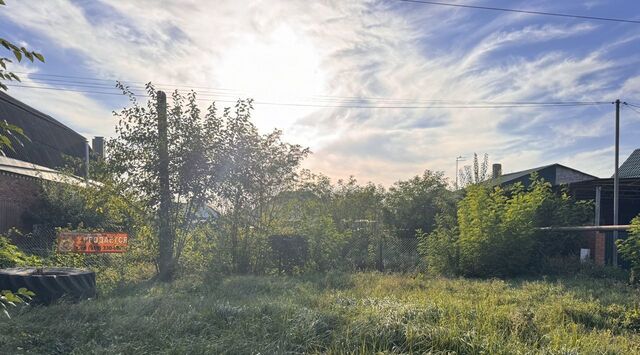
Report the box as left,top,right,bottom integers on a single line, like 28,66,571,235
1,0,639,186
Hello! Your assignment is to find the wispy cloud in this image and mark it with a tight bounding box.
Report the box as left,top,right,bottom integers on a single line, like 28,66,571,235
1,0,639,184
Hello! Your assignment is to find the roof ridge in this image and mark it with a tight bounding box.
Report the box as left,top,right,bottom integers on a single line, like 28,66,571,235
0,91,85,139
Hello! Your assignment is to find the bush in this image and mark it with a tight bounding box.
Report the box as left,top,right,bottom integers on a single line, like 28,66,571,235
617,215,640,283
419,213,459,276
0,235,42,268
456,177,592,278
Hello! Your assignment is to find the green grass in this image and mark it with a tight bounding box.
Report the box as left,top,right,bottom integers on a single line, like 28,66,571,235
1,272,640,354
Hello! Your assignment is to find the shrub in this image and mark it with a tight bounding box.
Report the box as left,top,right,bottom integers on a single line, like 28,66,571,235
456,177,592,278
0,235,42,268
617,215,640,283
419,213,459,276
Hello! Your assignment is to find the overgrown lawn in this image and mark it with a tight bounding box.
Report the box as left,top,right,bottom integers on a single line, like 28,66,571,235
1,273,640,354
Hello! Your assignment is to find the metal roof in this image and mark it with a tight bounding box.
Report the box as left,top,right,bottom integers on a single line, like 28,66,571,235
0,155,86,186
567,177,640,200
487,163,597,187
617,149,640,179
0,91,87,169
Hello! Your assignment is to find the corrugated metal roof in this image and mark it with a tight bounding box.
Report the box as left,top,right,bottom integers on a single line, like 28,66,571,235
618,149,640,178
0,91,87,169
0,155,86,186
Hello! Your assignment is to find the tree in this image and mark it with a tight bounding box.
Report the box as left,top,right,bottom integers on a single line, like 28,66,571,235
384,170,454,239
108,85,213,280
0,0,44,316
109,86,309,277
211,101,309,273
0,1,45,155
458,153,489,188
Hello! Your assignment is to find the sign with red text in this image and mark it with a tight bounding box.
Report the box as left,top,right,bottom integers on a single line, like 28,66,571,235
57,232,128,253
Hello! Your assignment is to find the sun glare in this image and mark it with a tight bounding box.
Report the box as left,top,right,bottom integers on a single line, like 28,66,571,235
216,25,327,133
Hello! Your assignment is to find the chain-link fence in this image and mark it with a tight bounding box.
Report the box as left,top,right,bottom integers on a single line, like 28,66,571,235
10,223,423,275
9,224,127,271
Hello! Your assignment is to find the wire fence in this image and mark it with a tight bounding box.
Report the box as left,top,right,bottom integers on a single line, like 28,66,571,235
9,224,127,271
9,224,424,274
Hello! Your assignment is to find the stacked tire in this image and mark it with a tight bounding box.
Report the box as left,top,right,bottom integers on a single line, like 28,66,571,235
0,267,96,304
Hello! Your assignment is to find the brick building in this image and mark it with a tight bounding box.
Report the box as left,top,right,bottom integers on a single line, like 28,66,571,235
0,92,91,233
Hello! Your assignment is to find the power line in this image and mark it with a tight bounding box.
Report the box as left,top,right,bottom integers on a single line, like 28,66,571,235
12,72,614,106
8,72,614,105
5,83,612,109
623,102,640,117
16,79,610,105
395,0,640,24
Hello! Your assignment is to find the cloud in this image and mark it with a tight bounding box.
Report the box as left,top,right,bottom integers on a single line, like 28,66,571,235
1,0,639,185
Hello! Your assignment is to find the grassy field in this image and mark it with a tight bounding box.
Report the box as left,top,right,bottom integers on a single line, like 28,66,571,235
1,272,640,354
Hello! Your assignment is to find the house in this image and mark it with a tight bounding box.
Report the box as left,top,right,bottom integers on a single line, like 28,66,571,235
487,163,597,188
617,149,640,178
0,91,88,169
0,92,100,233
489,152,640,266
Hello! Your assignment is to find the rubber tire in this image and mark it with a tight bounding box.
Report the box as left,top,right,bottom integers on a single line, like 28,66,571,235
0,267,96,304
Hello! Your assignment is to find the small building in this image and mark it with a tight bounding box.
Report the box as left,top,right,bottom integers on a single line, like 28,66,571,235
0,91,87,169
0,156,85,232
489,154,640,267
0,92,95,234
488,163,597,188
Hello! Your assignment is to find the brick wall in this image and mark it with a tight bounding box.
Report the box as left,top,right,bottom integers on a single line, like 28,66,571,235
594,232,606,266
0,172,42,233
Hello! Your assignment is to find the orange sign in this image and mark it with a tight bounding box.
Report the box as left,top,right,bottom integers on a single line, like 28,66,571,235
57,232,128,253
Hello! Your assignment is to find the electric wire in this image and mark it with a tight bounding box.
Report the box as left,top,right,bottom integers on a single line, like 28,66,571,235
623,102,640,117
395,0,640,24
5,83,612,109
11,72,615,105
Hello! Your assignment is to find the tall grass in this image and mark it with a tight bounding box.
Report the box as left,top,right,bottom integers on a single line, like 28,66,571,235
1,272,639,354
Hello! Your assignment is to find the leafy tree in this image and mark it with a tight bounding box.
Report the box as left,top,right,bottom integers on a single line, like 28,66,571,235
0,1,44,314
269,171,348,272
109,86,308,276
0,1,45,155
210,101,309,273
384,170,454,239
617,215,640,283
108,85,213,279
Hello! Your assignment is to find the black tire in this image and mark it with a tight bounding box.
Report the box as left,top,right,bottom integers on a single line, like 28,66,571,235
0,267,96,304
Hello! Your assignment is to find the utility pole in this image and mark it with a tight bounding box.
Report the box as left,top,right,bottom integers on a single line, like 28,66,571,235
613,99,620,267
157,91,174,281
455,156,466,190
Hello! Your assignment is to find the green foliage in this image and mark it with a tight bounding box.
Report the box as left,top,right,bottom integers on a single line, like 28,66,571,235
25,180,142,232
0,236,39,318
1,288,34,319
109,86,309,276
0,235,42,268
617,215,640,283
384,170,454,238
419,213,459,276
456,177,592,277
0,2,45,154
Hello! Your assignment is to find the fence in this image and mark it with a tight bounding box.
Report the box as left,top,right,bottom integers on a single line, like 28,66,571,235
9,224,128,271
9,224,423,274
